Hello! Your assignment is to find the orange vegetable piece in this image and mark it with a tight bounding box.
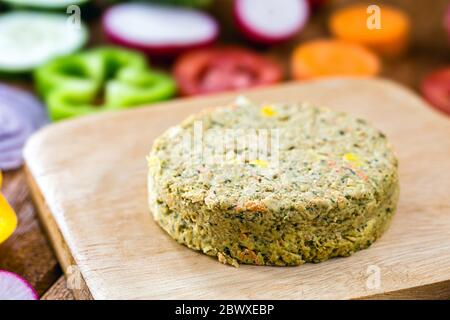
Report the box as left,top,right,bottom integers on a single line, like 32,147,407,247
329,4,410,58
291,39,380,80
0,171,17,244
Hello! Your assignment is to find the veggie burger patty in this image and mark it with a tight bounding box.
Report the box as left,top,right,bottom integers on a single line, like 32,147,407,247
147,98,399,266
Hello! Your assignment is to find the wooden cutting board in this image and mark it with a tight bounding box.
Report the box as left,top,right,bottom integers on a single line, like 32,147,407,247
23,79,450,300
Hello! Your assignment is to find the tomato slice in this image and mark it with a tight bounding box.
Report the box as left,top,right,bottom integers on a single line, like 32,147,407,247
421,67,450,116
174,47,283,96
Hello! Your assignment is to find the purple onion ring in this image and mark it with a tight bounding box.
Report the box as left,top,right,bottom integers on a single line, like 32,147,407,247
0,84,48,170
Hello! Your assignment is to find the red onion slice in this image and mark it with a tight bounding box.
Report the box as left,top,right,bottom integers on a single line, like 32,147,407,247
0,150,24,171
0,84,48,170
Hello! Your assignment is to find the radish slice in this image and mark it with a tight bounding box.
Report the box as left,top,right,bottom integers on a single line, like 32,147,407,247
0,0,89,9
0,84,48,170
233,0,310,45
103,3,219,56
0,11,88,73
0,270,38,300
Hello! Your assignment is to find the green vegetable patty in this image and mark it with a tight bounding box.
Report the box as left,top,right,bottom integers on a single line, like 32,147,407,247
147,98,399,266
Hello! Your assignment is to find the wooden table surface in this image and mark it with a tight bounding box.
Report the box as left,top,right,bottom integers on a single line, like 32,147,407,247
0,0,449,300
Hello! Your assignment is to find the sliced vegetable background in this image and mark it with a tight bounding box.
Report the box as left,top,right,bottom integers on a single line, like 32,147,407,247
291,39,380,79
103,2,219,57
35,47,176,121
329,4,410,58
174,47,283,96
0,11,88,73
233,0,310,45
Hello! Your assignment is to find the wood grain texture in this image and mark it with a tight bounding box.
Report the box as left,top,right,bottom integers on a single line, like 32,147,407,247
26,166,93,300
0,169,61,297
360,280,450,300
41,276,75,300
23,79,450,300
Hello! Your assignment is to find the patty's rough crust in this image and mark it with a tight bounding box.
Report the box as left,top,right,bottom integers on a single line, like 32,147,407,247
147,98,399,267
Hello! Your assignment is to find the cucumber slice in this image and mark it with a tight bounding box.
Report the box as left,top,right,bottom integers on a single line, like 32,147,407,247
1,0,89,9
0,11,88,73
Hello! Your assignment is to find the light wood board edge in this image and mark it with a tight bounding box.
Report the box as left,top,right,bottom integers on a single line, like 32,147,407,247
25,165,93,300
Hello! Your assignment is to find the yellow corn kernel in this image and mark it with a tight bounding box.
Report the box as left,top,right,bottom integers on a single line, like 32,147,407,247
343,152,363,167
250,159,269,168
260,105,277,117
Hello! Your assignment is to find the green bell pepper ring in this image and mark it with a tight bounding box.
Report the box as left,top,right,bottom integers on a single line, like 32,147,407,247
34,47,176,121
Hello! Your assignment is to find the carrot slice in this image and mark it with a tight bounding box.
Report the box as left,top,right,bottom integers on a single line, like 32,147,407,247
291,39,380,80
329,4,410,58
